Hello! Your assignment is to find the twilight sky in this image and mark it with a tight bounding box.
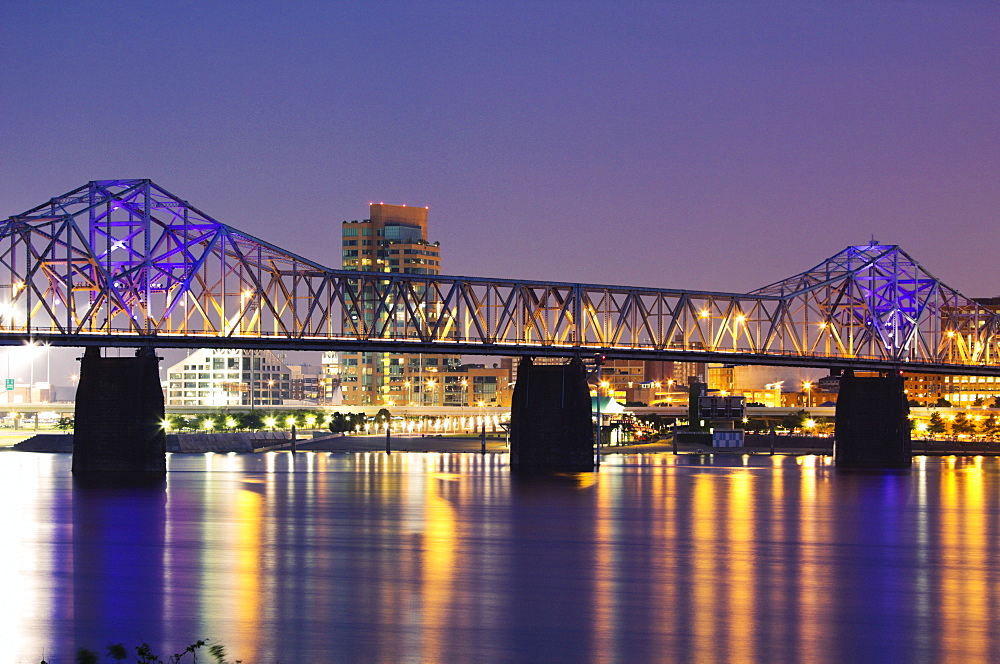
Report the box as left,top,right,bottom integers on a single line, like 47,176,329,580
2,1,999,383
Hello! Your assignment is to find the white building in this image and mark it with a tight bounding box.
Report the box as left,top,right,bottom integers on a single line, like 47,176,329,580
165,349,290,407
319,351,343,405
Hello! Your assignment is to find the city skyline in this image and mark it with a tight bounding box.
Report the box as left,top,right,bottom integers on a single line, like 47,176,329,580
6,5,1000,659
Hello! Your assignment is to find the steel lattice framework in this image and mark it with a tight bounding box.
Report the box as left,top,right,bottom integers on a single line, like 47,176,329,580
1,179,998,375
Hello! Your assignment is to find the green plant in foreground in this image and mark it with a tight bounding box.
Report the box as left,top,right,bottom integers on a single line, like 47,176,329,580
56,639,242,664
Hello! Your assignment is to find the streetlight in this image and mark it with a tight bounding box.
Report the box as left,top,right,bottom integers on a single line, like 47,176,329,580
594,354,606,467
404,380,411,406
803,381,812,408
39,343,50,398
426,378,436,407
24,341,37,395
460,378,468,408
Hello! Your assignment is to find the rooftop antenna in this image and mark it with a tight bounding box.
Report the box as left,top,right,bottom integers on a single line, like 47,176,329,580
869,235,879,246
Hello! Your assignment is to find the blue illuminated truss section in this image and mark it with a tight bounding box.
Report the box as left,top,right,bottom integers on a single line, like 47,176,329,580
750,244,996,367
0,179,998,374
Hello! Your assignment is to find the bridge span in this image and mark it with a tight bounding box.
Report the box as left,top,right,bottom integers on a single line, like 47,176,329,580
2,179,1000,376
3,180,998,472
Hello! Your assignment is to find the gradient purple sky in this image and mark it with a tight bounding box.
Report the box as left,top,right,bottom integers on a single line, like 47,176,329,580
2,1,999,382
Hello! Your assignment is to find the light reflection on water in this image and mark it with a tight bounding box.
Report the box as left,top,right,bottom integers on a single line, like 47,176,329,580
4,451,1000,662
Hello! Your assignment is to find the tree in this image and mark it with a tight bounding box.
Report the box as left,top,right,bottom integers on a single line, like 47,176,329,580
374,408,392,429
636,412,671,433
298,410,322,429
953,413,976,436
240,411,264,431
163,413,186,431
935,397,952,407
780,409,809,432
347,412,367,432
56,416,74,431
980,415,1000,439
928,412,947,435
329,412,348,433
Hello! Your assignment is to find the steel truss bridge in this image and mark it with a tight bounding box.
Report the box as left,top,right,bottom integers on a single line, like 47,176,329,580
1,179,999,376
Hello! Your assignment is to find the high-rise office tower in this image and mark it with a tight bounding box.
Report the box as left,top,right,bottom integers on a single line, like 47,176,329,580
328,203,460,406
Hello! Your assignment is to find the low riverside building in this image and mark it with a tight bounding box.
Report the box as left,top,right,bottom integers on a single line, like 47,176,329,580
440,364,511,408
0,381,55,404
165,349,291,407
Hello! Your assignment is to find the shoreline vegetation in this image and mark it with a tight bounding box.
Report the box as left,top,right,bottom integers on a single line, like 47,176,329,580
44,639,239,664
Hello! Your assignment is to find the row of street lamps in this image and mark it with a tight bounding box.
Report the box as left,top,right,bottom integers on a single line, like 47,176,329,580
164,412,501,434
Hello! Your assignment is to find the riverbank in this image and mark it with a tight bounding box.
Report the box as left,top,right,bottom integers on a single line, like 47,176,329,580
613,433,1000,457
8,431,514,454
10,431,1000,456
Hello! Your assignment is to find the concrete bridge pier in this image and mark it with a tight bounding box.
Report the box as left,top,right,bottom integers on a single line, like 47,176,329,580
72,346,166,476
509,357,594,471
834,371,911,469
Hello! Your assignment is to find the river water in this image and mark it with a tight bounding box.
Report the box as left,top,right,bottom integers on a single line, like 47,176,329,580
4,450,1000,663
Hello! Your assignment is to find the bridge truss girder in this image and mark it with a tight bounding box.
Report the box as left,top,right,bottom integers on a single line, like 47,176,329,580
1,180,999,376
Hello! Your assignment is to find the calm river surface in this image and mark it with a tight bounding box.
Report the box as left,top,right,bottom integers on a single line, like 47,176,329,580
5,451,1000,663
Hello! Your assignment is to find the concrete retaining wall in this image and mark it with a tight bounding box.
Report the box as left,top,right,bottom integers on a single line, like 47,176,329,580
14,431,291,454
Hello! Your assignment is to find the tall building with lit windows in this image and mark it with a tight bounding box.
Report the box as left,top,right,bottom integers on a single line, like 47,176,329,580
341,203,441,274
329,203,461,406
